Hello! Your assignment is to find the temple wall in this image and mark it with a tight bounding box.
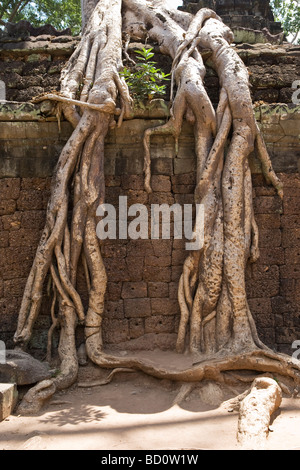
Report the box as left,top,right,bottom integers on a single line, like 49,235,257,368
0,101,299,357
0,36,299,357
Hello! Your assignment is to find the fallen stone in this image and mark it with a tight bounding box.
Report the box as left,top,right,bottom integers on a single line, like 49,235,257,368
0,383,18,421
0,350,51,385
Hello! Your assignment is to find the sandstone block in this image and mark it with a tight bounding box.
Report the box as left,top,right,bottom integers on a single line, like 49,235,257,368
150,175,171,192
0,178,20,200
129,318,145,338
150,298,179,316
104,300,124,319
148,282,169,298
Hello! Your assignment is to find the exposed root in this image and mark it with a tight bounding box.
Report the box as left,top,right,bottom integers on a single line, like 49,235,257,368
13,1,297,416
172,383,195,406
78,368,135,387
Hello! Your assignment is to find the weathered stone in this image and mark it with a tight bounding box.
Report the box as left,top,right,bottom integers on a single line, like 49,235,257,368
0,350,51,385
148,282,169,298
0,383,18,421
145,315,175,334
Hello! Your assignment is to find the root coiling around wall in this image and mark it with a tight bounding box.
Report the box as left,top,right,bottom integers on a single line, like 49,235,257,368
13,1,300,412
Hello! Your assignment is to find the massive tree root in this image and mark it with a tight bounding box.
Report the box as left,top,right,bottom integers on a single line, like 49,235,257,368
13,0,300,413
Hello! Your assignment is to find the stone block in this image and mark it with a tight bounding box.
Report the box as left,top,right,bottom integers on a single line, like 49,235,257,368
150,298,180,316
143,265,171,282
102,319,129,344
4,278,27,297
280,264,300,279
283,197,300,215
151,157,173,176
0,199,16,216
173,157,196,175
144,255,171,267
282,228,300,248
105,175,121,187
150,175,171,193
0,231,8,248
0,350,51,385
0,178,20,200
121,174,144,190
126,257,144,282
145,315,175,334
17,189,45,211
104,300,124,319
281,214,300,229
9,228,41,247
0,384,17,422
151,239,172,256
0,122,26,140
148,282,169,298
248,298,272,315
253,196,282,214
1,212,21,231
258,229,281,248
105,282,122,301
285,248,300,265
129,318,145,339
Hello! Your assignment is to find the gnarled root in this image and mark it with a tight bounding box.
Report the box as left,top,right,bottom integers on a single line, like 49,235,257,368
14,1,295,416
237,377,282,449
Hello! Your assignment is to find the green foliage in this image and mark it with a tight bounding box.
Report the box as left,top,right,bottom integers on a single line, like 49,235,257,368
271,0,300,44
120,47,170,101
0,0,82,35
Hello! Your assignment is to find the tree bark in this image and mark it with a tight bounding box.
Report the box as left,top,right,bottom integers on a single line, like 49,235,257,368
237,377,282,449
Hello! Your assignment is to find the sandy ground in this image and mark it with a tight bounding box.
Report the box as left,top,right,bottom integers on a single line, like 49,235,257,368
0,352,300,451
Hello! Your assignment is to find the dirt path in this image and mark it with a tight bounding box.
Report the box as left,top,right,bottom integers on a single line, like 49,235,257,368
0,362,300,451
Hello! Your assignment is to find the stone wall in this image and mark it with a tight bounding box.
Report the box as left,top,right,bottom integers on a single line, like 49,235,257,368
0,102,299,356
180,0,283,39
